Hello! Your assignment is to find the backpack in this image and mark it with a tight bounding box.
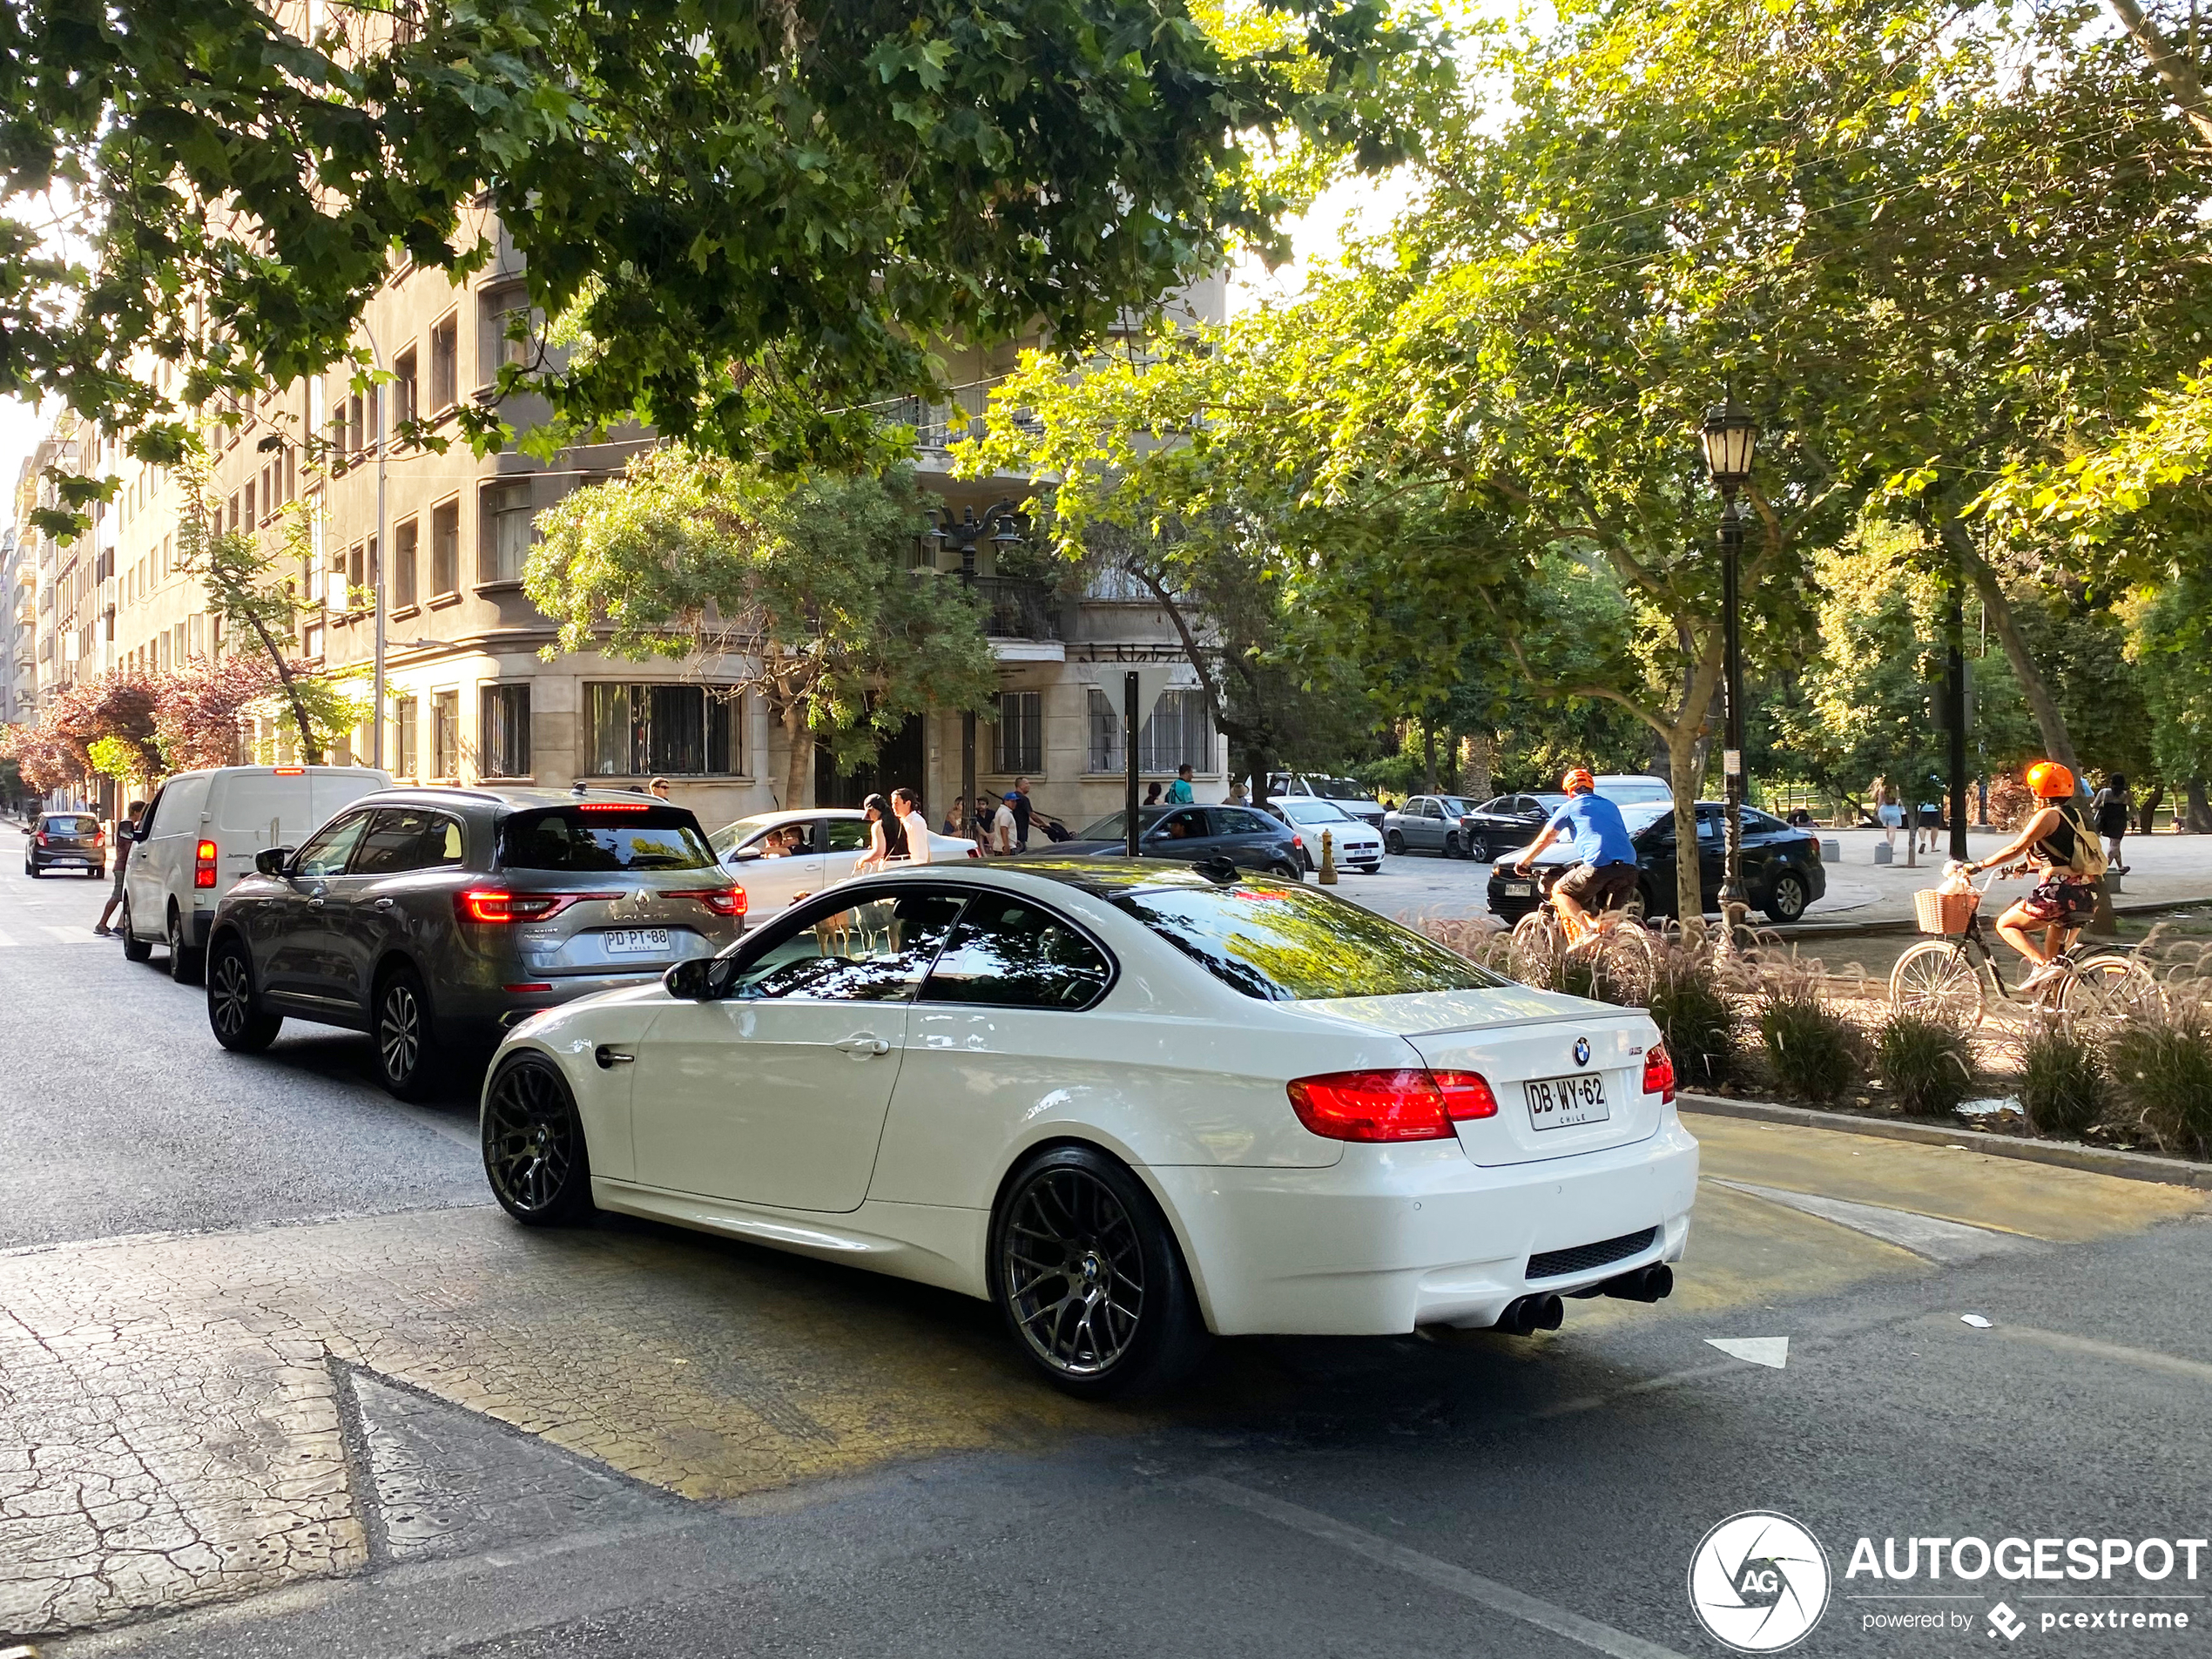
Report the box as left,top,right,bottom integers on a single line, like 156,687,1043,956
2048,800,2109,879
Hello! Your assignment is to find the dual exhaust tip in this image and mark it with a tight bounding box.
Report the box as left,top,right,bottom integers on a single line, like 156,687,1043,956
1494,1262,1673,1336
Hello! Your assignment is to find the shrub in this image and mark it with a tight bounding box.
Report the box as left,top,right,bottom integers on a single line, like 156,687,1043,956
1874,1011,1976,1116
1649,942,1736,1091
1755,974,1862,1103
2105,998,2212,1157
2017,1026,2106,1139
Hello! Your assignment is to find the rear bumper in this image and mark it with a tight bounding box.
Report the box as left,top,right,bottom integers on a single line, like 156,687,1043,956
1147,1116,1699,1336
437,969,677,1040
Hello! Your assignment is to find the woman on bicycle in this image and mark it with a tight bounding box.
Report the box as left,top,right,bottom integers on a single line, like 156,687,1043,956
1961,760,2108,991
1513,769,1639,938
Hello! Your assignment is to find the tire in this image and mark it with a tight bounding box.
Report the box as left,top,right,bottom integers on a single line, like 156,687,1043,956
373,964,442,1101
1385,830,1406,855
1271,860,1303,882
989,1145,1209,1399
1764,870,1810,925
482,1053,596,1225
1356,862,1382,874
1464,836,1489,864
1507,909,1562,988
1591,923,1659,1007
166,907,204,985
90,866,104,880
1444,831,1463,860
119,900,152,962
2058,954,2163,1031
1889,940,1984,1028
206,934,283,1052
26,861,40,878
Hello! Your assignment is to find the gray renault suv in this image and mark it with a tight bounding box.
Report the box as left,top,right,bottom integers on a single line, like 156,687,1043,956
204,787,746,1097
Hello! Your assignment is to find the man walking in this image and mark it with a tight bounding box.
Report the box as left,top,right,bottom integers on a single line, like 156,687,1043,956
1011,776,1034,849
1165,763,1196,804
93,799,145,938
2092,772,2132,873
892,788,932,865
993,792,1021,855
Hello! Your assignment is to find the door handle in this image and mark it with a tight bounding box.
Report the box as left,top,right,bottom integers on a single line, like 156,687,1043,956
374,897,395,910
837,1034,892,1055
307,897,325,909
594,1045,633,1069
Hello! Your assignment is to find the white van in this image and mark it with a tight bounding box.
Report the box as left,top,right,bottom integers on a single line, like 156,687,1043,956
123,765,392,981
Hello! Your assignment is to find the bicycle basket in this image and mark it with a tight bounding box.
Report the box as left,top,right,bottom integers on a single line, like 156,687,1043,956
1913,887,1979,935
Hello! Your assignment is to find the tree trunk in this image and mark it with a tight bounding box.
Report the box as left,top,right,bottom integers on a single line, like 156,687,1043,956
1245,745,1271,808
2137,781,2165,836
2106,0,2212,147
2188,777,2212,833
245,610,320,765
1422,721,1438,793
774,694,813,811
1464,731,1494,801
1939,519,2081,782
1662,723,1705,927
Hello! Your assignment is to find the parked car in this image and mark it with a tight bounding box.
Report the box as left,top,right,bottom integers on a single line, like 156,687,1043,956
707,808,981,918
123,765,394,981
1446,792,1565,862
1267,772,1386,831
1381,793,1480,858
1263,795,1385,873
1592,773,1673,805
1485,801,1826,926
203,788,745,1098
1053,804,1306,879
479,860,1696,1396
23,811,106,878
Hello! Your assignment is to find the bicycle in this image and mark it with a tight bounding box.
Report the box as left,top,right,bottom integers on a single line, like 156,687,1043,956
1506,864,1658,1005
1888,865,2161,1033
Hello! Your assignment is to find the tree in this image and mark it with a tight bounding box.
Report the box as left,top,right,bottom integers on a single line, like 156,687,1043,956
529,448,1000,809
2,0,1435,525
2122,563,2212,830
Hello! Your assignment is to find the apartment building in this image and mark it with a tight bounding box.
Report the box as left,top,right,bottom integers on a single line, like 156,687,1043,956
89,233,1224,833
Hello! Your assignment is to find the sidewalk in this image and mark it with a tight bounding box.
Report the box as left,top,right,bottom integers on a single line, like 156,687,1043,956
1793,827,2212,927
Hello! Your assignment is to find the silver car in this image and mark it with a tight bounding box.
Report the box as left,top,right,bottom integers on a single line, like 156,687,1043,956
709,807,982,918
204,788,745,1097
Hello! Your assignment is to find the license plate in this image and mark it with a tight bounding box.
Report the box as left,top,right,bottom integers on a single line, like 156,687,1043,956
1525,1072,1609,1129
604,927,671,955
1503,880,1534,897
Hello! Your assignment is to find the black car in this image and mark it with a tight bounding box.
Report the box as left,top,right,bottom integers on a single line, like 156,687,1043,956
24,811,106,878
1486,801,1826,925
1049,804,1306,879
1450,792,1568,863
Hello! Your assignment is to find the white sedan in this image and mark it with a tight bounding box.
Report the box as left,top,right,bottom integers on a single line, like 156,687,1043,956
1264,795,1386,873
708,807,981,918
479,861,1698,1396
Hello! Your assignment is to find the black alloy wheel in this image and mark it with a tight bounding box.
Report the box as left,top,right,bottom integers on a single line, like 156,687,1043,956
990,1145,1208,1398
373,965,441,1101
1764,870,1810,925
482,1055,595,1225
1385,830,1406,854
119,900,152,962
1444,831,1464,859
206,937,283,1052
167,907,203,984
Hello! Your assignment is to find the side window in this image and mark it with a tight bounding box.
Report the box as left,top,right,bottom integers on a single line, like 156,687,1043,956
921,894,1113,1010
424,816,464,866
1696,809,1724,842
823,817,869,853
1421,799,1443,819
1403,797,1426,817
1150,808,1209,842
293,812,372,877
350,808,438,875
138,787,168,838
733,890,968,1003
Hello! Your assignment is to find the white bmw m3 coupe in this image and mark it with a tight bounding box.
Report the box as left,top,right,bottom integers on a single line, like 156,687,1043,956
480,860,1699,1395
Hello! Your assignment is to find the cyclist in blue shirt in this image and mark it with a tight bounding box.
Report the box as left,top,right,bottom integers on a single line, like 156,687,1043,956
1512,768,1640,936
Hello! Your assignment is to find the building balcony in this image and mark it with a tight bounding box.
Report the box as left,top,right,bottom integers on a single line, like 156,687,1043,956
968,574,1065,664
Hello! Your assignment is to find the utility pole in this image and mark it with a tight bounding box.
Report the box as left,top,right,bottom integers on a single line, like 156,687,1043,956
1946,577,1969,864
1123,670,1141,860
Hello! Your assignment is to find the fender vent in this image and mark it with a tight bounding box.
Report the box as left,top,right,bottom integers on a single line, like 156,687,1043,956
1527,1226,1657,1282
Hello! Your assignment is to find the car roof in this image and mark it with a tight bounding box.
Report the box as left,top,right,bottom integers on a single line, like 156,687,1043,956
336,786,697,817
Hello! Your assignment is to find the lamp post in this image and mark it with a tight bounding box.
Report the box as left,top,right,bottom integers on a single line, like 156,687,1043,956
358,320,390,772
1699,399,1758,934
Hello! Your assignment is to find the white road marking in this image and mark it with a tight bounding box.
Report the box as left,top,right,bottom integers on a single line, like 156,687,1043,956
43,924,103,945
1711,1178,2041,1264
1705,1336,1791,1369
1189,1476,1691,1659
1993,1325,2212,1386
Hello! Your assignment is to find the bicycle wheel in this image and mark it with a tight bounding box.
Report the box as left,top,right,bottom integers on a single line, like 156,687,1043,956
1507,910,1563,988
1591,922,1659,1007
2058,954,2163,1031
1889,940,1985,1028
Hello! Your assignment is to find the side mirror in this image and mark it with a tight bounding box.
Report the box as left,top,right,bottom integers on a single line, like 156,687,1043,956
664,956,739,1001
256,846,293,876
730,847,761,862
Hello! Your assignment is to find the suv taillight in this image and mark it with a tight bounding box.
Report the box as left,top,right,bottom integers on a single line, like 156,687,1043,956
1642,1043,1676,1104
1285,1068,1498,1142
455,888,614,924
194,840,218,888
668,885,747,918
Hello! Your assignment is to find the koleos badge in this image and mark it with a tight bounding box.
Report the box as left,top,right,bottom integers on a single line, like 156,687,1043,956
1687,1511,1830,1652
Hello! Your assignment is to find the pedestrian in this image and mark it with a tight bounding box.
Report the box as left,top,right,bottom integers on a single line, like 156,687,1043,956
941,796,968,840
892,787,932,865
1918,793,1940,855
1165,763,1195,804
646,777,671,801
853,792,900,873
2092,772,2132,873
1876,778,1902,850
92,799,145,937
1226,781,1248,805
993,791,1021,855
1012,775,1034,849
1143,782,1163,806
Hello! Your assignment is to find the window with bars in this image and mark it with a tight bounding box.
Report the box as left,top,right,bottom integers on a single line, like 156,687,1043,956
481,482,532,583
995,690,1042,774
584,684,739,776
480,685,531,778
393,697,419,779
1086,688,1211,774
430,690,460,779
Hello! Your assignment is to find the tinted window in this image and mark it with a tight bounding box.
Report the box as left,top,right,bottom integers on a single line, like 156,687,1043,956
425,817,464,866
735,891,967,1002
1744,810,1786,833
294,812,371,877
824,817,870,853
1217,808,1279,837
43,814,98,835
497,805,713,871
1113,880,1506,1001
352,807,455,875
922,894,1112,1010
1148,808,1209,842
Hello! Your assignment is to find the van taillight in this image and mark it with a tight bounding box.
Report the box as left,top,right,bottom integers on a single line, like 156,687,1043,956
194,840,218,888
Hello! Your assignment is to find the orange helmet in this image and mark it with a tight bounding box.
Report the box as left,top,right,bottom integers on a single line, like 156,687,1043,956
2026,760,2075,799
1561,768,1595,795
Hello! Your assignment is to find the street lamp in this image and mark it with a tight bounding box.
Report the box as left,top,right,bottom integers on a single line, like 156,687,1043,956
1699,398,1758,934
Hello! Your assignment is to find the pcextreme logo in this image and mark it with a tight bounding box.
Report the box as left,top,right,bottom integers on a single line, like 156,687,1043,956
1688,1511,1832,1653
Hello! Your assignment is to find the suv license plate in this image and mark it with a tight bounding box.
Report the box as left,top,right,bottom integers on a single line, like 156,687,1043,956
1503,880,1534,897
1525,1072,1609,1130
604,927,671,955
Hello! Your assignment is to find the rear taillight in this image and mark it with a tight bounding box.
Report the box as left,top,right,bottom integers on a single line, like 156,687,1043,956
966,846,981,859
1291,833,1304,851
1642,1043,1676,1104
90,832,105,847
194,840,218,888
1286,1068,1498,1143
455,888,616,923
668,885,747,918
32,831,46,846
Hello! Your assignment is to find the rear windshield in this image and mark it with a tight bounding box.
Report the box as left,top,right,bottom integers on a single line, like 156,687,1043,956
43,814,98,835
497,805,715,872
1112,879,1505,1001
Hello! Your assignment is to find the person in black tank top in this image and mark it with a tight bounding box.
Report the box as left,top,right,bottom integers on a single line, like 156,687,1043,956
1963,762,2100,990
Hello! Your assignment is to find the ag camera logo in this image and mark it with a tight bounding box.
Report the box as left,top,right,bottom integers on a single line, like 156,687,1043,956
1689,1511,1831,1652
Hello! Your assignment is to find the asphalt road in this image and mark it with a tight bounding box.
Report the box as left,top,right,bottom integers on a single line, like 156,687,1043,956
4,856,2210,1659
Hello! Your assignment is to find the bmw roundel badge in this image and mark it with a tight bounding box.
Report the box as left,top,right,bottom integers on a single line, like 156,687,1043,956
1573,1036,1592,1068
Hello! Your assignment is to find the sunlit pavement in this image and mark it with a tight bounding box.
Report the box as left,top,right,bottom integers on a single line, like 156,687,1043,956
3,855,2210,1655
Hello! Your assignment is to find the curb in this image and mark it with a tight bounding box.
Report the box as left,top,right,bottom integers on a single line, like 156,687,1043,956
1778,893,2212,941
1679,1093,2212,1190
